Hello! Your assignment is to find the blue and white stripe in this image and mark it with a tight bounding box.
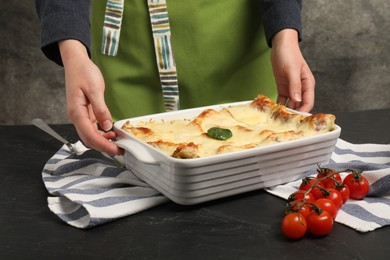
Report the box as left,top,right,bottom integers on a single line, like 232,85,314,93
42,141,168,229
267,139,390,233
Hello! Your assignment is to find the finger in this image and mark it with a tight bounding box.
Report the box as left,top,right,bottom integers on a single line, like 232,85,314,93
102,131,125,155
277,97,286,106
298,90,315,112
69,104,121,155
87,88,113,132
74,118,123,155
277,95,288,106
276,95,296,111
298,67,316,112
87,105,98,127
286,99,298,110
102,131,117,140
286,69,303,103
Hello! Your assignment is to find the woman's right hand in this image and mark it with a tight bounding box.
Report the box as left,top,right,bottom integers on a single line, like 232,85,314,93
59,40,123,155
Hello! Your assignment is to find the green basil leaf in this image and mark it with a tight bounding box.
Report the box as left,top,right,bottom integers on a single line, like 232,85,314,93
207,127,233,140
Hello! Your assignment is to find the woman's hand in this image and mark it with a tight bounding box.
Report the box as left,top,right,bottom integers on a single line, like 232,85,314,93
59,40,123,155
271,29,315,112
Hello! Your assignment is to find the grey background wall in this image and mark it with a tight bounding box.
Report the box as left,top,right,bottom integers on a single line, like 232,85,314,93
1,0,389,125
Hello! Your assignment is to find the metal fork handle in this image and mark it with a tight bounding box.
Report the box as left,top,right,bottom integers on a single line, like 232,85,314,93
32,118,76,153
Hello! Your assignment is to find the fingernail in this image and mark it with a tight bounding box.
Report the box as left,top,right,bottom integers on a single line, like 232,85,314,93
294,92,302,102
102,120,112,131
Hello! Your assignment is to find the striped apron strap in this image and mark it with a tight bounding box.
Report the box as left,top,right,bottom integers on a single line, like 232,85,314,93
101,0,180,111
147,0,180,111
101,0,125,56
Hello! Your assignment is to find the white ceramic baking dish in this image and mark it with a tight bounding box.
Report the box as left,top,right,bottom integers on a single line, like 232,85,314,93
114,101,341,205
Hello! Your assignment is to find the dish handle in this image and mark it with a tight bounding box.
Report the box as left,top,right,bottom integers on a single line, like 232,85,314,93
115,138,159,165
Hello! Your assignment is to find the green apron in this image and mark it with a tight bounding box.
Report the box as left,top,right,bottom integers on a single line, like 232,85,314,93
91,0,276,121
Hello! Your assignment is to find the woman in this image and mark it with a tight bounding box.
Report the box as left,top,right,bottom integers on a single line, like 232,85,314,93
35,0,315,155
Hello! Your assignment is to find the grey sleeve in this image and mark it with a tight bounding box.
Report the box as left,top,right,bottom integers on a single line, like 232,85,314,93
35,0,91,66
262,0,303,47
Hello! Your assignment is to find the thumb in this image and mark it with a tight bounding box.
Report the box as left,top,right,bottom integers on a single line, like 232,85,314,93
286,69,302,103
89,91,113,131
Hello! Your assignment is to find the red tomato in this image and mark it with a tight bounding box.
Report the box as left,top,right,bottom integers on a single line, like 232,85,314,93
299,177,316,191
289,202,312,219
325,180,350,203
314,198,338,219
299,178,325,199
316,167,342,187
324,179,339,189
288,191,316,204
307,210,334,236
325,189,343,209
336,184,350,203
281,213,307,240
343,171,370,200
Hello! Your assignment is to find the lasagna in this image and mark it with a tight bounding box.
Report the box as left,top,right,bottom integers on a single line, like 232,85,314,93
121,95,336,159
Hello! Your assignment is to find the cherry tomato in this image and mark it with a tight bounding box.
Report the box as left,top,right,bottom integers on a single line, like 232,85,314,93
288,191,316,204
324,188,343,209
281,213,307,240
314,198,338,219
299,178,325,199
325,180,350,203
307,210,334,236
289,202,312,219
316,167,342,187
324,180,337,189
336,184,350,203
343,170,370,200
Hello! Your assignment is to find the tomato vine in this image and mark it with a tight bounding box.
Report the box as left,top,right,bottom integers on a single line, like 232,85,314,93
281,165,370,240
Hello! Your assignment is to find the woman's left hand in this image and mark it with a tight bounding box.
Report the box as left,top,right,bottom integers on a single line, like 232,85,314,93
270,29,315,112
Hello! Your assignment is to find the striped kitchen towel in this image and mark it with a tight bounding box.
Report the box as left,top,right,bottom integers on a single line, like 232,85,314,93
266,139,390,232
42,139,390,230
42,141,169,229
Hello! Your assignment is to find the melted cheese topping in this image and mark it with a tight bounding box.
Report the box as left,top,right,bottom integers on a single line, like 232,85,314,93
121,95,336,158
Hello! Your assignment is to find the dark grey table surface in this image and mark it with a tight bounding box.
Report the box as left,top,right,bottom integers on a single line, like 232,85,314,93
1,109,389,260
